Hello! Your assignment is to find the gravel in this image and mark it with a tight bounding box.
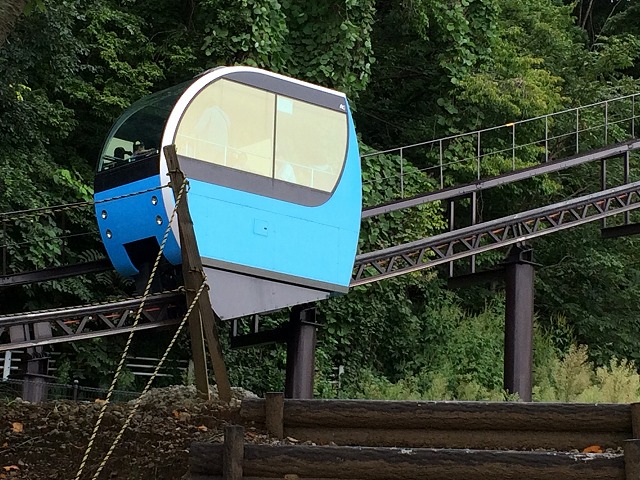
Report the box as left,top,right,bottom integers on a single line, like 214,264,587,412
0,386,260,479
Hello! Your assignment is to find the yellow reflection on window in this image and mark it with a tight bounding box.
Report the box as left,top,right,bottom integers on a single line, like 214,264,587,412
176,79,275,177
275,97,347,192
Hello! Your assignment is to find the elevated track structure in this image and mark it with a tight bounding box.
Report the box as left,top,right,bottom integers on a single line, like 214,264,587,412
2,93,640,400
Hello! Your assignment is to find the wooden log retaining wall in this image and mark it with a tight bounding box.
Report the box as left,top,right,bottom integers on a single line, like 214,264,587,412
240,394,636,450
190,395,640,480
191,426,630,480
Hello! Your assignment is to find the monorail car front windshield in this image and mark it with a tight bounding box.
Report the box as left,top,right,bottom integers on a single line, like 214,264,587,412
98,81,190,172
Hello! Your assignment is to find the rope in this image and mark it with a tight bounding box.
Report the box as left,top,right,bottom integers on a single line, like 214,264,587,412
94,183,172,205
90,280,208,480
73,178,188,480
0,183,170,223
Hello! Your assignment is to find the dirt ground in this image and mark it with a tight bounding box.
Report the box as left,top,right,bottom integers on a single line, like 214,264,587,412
0,385,267,479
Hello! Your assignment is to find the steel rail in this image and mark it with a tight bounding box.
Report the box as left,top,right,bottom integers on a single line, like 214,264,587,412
0,291,185,351
4,180,640,348
352,180,640,286
0,259,113,288
1,319,181,351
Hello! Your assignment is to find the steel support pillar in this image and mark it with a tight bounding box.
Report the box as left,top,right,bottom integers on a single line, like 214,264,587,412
10,322,53,402
285,305,318,399
22,349,52,403
504,245,535,401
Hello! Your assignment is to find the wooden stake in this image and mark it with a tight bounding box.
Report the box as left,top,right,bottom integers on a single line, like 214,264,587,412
265,392,285,439
223,426,244,480
164,145,232,402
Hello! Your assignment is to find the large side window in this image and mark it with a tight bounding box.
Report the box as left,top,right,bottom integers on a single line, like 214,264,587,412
274,96,347,192
175,78,348,195
176,79,275,178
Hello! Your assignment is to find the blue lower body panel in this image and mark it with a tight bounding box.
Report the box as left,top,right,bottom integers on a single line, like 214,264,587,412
94,175,181,277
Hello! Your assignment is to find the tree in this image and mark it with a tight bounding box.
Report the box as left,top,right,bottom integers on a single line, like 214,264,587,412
0,0,28,48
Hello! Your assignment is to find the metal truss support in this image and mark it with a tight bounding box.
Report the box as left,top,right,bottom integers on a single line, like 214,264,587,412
601,222,640,238
447,267,505,289
229,316,289,349
0,292,185,351
352,180,640,286
22,350,54,403
503,245,536,402
285,305,318,399
230,306,319,398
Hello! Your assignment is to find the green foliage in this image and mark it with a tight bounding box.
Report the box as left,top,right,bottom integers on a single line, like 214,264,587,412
199,0,290,69
4,0,640,399
534,345,640,403
282,1,375,96
55,337,136,390
360,145,446,249
197,0,375,96
535,224,640,366
322,299,510,400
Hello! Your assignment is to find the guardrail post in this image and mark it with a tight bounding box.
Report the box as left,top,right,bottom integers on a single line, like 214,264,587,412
605,100,609,144
448,199,455,277
265,392,284,439
625,151,631,224
73,379,79,401
545,115,549,162
399,147,404,199
439,139,444,189
223,425,244,480
601,158,607,228
576,108,580,153
633,95,636,138
2,218,6,276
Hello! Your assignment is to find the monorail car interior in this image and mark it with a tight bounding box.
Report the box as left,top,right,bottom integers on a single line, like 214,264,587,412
94,66,362,320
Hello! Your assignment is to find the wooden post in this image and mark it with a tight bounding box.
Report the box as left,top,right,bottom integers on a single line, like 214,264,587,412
164,145,232,402
630,403,640,438
265,392,284,439
223,426,244,480
625,439,640,479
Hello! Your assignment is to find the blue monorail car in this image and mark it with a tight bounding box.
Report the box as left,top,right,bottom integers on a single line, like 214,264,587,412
94,66,362,320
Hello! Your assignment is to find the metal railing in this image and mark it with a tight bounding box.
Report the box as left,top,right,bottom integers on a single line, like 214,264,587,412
0,378,140,402
361,93,640,202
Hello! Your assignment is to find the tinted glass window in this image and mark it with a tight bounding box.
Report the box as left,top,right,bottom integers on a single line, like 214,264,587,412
98,82,188,172
274,96,347,192
176,79,275,178
174,76,348,194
